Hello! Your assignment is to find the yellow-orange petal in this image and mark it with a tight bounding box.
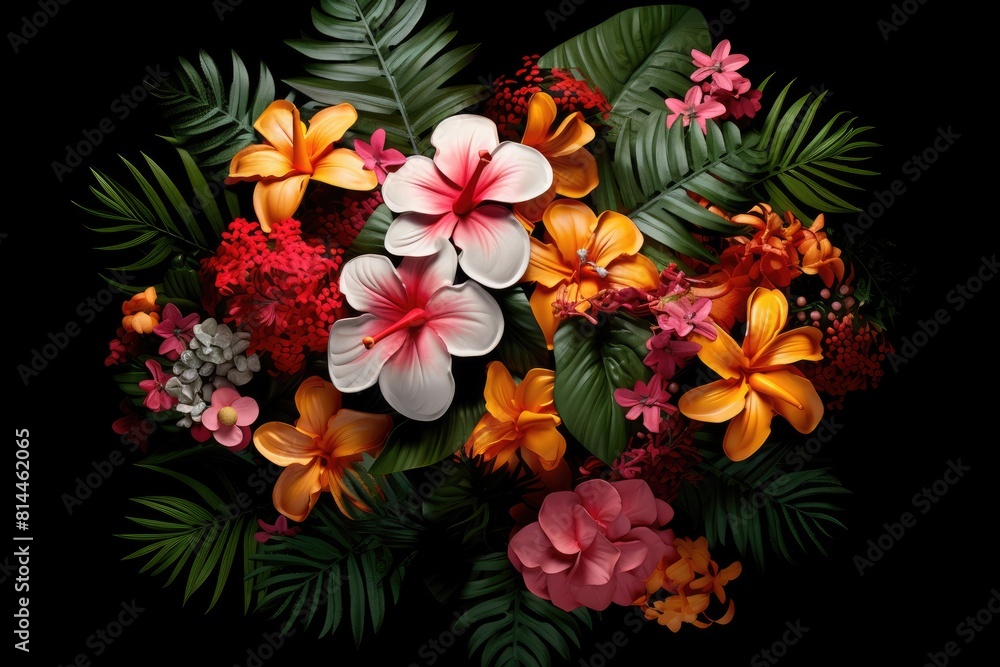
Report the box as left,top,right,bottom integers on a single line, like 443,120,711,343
293,376,342,437
522,92,558,147
328,409,393,459
226,144,296,182
604,253,660,291
692,326,744,380
513,184,557,230
541,112,596,157
590,210,644,265
764,370,824,434
253,100,299,158
528,284,562,350
483,361,518,422
524,235,575,287
253,175,310,233
312,148,378,191
549,149,598,198
467,414,519,466
542,199,598,266
752,326,823,368
722,388,773,461
272,461,325,522
742,287,788,360
305,103,359,159
253,422,317,467
517,413,566,470
515,368,557,414
678,378,748,423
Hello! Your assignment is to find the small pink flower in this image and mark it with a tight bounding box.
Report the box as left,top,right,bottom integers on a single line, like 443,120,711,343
665,86,727,134
139,359,177,412
655,297,717,339
690,39,749,91
614,374,677,434
199,388,259,451
701,78,762,121
153,303,201,361
644,333,702,380
354,128,407,184
254,515,301,543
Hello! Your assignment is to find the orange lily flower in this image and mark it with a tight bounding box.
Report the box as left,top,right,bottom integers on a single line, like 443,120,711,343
678,287,824,461
794,214,845,287
465,361,566,473
523,199,660,348
226,100,377,233
252,376,392,521
514,92,599,228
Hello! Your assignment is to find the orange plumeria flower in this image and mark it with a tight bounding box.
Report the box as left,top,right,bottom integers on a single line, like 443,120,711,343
678,287,824,461
252,376,392,521
121,287,160,334
522,199,659,348
465,361,566,473
513,92,599,228
226,100,377,233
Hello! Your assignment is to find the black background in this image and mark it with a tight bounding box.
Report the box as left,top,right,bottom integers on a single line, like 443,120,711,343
6,0,997,665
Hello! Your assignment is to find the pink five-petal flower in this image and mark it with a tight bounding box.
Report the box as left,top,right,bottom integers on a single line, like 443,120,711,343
380,114,553,289
327,243,504,421
655,297,717,339
200,387,259,451
153,303,200,361
614,374,677,434
690,39,750,91
354,128,406,184
254,515,301,543
665,86,727,134
139,359,177,412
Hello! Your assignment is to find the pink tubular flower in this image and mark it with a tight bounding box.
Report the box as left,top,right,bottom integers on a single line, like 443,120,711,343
380,114,553,288
690,39,749,91
327,243,504,421
139,359,177,412
153,303,200,361
614,374,677,434
508,478,676,612
198,387,259,451
665,86,727,134
354,128,406,184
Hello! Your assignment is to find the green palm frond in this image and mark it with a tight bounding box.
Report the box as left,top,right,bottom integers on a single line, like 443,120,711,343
150,49,276,175
457,552,594,667
284,0,487,154
675,441,851,569
116,460,263,613
75,143,240,289
751,79,880,225
607,112,767,267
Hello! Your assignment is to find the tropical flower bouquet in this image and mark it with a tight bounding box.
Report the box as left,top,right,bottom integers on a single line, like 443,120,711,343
85,1,896,663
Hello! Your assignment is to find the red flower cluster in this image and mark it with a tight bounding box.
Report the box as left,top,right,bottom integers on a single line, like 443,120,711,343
200,218,347,375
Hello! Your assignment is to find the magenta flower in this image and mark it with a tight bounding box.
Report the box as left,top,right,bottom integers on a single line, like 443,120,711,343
328,244,504,421
254,515,301,543
198,387,259,450
654,296,717,339
614,374,677,434
703,78,763,121
139,359,177,412
380,114,553,288
644,333,702,380
665,86,727,134
153,303,200,361
354,128,406,184
690,39,749,91
508,478,676,612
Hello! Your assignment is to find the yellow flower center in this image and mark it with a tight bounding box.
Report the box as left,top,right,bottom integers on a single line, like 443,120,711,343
218,406,239,426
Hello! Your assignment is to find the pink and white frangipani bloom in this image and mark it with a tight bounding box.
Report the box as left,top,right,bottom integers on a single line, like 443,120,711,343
328,244,504,421
380,114,553,289
195,387,259,451
665,86,727,134
690,39,750,91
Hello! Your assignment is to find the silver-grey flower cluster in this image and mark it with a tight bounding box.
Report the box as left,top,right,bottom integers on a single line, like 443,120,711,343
164,318,261,428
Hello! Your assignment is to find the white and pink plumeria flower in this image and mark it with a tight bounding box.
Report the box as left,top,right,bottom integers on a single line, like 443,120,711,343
380,114,553,289
327,244,504,421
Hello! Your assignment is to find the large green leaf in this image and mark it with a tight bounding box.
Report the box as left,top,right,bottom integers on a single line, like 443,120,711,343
538,5,711,144
552,316,650,464
492,286,550,380
285,0,487,155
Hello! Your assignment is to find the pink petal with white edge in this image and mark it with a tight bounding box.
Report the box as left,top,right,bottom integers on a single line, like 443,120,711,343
451,206,530,288
473,142,553,204
328,314,407,392
381,155,460,215
231,397,259,426
424,283,503,357
338,254,409,320
378,326,455,421
394,245,460,306
429,114,500,187
384,211,461,259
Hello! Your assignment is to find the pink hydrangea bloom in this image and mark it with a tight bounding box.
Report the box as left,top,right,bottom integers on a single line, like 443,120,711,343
508,478,676,612
197,387,259,451
153,303,200,361
139,359,177,412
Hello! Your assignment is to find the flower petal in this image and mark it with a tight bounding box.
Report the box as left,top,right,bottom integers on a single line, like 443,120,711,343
226,144,295,181
517,368,557,413
378,328,454,421
430,114,500,187
483,361,518,422
272,461,324,523
253,423,317,467
678,378,748,423
384,211,459,258
518,415,566,470
524,235,575,287
253,175,310,233
232,397,260,426
542,199,598,267
692,326,744,380
742,287,788,360
214,424,247,449
328,314,407,393
394,245,459,306
327,409,393,458
252,100,298,157
522,92,558,147
293,376,341,437
591,210,645,265
338,254,409,320
305,103,358,159
381,155,460,215
549,149,598,198
311,148,378,191
759,370,824,435
723,388,773,461
424,282,504,356
752,327,824,368
475,142,553,204
451,206,531,288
